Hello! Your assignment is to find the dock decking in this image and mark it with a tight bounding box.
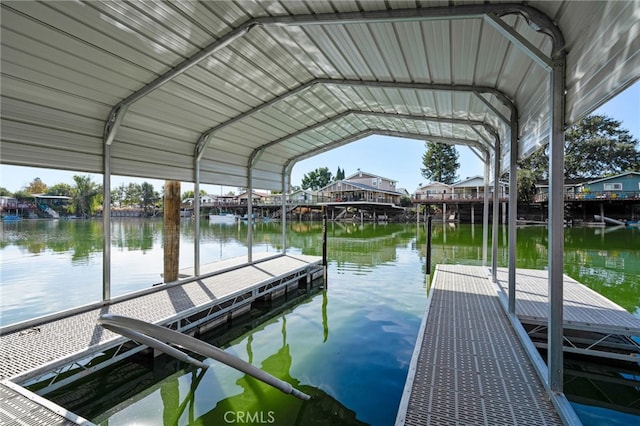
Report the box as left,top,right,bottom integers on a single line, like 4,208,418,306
495,267,640,335
494,267,640,362
0,253,322,385
396,264,564,425
0,379,92,425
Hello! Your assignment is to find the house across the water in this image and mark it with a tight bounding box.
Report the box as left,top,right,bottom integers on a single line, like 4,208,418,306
318,171,404,205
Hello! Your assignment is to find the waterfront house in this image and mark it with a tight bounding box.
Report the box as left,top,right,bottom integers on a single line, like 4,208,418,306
534,173,640,201
318,171,403,204
414,182,454,201
534,178,590,202
415,177,508,203
580,172,640,200
236,191,269,205
288,189,317,204
0,196,17,213
451,176,485,200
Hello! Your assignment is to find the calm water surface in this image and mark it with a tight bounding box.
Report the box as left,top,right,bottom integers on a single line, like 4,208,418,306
1,219,638,424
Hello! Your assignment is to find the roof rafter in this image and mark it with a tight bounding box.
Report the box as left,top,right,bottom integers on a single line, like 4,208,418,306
249,110,498,169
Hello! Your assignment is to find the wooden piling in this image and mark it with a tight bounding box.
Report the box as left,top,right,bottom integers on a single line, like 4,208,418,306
164,181,181,283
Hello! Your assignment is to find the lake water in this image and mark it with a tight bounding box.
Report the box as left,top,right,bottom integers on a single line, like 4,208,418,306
1,219,639,424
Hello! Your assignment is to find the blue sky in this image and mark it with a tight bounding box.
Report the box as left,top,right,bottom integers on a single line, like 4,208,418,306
1,81,638,195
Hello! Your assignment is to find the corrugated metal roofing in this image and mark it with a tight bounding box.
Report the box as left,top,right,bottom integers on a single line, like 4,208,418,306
1,1,638,190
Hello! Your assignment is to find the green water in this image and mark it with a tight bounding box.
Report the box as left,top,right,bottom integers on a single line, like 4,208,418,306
1,220,639,424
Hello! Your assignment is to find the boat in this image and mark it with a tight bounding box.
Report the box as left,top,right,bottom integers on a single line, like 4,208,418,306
2,215,21,221
208,212,237,224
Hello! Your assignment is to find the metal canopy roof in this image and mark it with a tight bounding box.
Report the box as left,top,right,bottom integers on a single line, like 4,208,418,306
1,1,638,191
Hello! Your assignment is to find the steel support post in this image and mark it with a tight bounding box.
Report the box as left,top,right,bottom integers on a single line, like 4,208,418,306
548,57,566,393
194,159,201,277
247,170,253,263
102,144,112,300
508,121,518,314
281,171,288,254
482,150,490,267
491,143,500,283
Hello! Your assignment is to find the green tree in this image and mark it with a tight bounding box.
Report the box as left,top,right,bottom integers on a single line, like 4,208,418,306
0,187,11,196
111,184,126,207
12,190,31,201
123,183,141,207
26,177,47,194
520,114,640,179
182,189,206,200
421,143,459,184
46,183,72,197
335,167,345,181
516,168,539,202
140,182,159,214
301,167,333,190
70,175,101,218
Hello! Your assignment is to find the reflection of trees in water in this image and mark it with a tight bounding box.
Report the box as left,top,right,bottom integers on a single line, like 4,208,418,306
162,314,366,426
1,218,104,260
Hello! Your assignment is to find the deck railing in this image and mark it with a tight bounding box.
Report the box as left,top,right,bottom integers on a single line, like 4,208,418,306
534,191,640,202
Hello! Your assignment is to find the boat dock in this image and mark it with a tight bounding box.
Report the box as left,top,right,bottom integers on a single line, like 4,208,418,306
494,268,640,362
0,379,92,425
396,264,565,425
0,253,323,397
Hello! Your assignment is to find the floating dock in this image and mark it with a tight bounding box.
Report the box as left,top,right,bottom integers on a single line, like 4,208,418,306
396,265,565,425
0,379,92,425
494,268,640,362
0,253,323,396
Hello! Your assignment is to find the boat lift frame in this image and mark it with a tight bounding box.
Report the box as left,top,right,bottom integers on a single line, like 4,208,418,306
97,2,571,418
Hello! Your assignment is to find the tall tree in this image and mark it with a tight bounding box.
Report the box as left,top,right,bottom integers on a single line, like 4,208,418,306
123,183,142,207
46,183,73,197
26,177,47,194
520,114,640,179
335,166,345,181
301,167,333,190
140,182,159,214
421,143,460,184
111,184,127,207
70,175,100,218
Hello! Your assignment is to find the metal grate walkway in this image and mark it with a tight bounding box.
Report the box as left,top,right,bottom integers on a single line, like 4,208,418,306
0,379,93,425
0,253,321,383
397,264,563,425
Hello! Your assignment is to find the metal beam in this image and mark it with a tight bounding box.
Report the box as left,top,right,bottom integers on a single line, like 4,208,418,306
483,150,490,267
287,129,486,168
196,77,514,160
548,54,567,393
248,110,499,163
473,90,510,125
508,121,519,315
195,80,321,160
483,13,553,72
102,144,111,300
194,157,201,277
281,171,288,254
491,141,501,283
